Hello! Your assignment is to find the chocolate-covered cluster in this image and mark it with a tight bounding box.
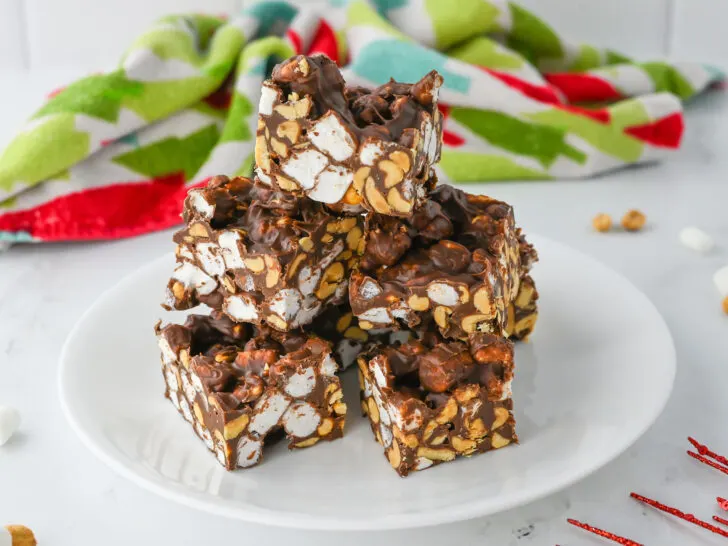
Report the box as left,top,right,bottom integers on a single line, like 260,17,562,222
256,54,443,215
157,312,345,470
350,184,528,339
369,331,513,405
165,175,363,331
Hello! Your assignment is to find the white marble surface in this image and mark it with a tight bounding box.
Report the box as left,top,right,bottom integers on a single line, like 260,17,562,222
1,71,728,545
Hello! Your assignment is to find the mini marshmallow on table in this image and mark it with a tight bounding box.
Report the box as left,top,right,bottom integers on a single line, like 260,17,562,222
679,226,714,253
714,265,728,297
0,406,20,446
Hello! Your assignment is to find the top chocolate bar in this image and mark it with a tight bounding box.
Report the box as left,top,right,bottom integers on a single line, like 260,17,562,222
254,54,443,217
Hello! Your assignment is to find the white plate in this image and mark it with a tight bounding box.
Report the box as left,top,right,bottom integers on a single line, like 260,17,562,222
59,235,675,531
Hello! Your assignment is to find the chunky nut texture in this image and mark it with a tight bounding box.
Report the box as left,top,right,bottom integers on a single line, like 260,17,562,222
310,303,415,370
592,213,612,232
621,209,647,231
255,54,443,216
358,330,517,476
163,175,364,331
350,184,538,340
156,312,344,471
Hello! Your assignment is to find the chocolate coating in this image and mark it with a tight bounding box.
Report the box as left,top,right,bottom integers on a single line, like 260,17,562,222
351,184,534,339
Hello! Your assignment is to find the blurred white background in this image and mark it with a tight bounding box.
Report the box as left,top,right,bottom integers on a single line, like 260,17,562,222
0,0,726,71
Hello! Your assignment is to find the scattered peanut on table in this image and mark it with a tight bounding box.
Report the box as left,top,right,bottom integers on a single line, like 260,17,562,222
621,209,647,231
2,525,36,546
592,213,612,232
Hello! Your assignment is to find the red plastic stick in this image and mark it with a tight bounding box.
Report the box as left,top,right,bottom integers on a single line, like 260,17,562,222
689,437,728,468
688,451,728,476
630,492,728,539
719,497,728,511
566,518,643,545
715,515,728,527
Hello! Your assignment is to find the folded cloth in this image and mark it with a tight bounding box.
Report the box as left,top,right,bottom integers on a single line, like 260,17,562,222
0,0,722,243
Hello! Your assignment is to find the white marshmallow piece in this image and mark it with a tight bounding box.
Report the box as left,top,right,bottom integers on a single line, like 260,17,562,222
714,265,728,297
414,456,433,471
380,423,393,447
172,262,217,295
359,141,383,166
337,341,363,370
158,337,177,364
359,279,382,300
358,307,392,324
298,266,322,295
224,295,259,322
320,354,338,377
310,111,356,161
290,295,322,328
255,167,273,186
282,402,321,437
679,226,714,253
196,242,225,277
258,84,278,116
249,392,291,436
284,366,317,397
0,406,20,446
218,231,245,269
237,436,263,468
269,288,302,320
189,190,214,220
308,165,353,204
427,283,459,306
282,149,329,190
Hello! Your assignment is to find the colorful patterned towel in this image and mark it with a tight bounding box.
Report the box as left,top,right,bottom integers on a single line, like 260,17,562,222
0,0,722,243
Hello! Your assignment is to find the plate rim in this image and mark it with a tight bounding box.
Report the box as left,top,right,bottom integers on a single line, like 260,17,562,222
58,234,677,530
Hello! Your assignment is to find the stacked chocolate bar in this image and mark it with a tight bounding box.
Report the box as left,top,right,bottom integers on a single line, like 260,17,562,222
157,54,538,476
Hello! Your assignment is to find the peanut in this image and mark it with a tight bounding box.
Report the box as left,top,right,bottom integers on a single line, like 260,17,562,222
433,306,452,329
270,137,288,158
188,223,207,238
435,398,458,425
389,150,411,172
621,209,646,231
346,226,363,251
276,120,301,144
367,398,380,424
299,237,314,252
295,437,320,448
266,314,288,331
344,326,369,342
172,281,185,301
592,213,612,232
255,135,271,172
365,178,391,214
491,432,511,449
224,413,250,440
336,313,353,332
452,435,477,455
378,160,404,188
492,407,509,430
387,187,412,214
244,256,265,273
473,287,495,316
407,294,430,311
317,418,334,436
417,446,456,462
388,440,402,469
461,314,490,334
